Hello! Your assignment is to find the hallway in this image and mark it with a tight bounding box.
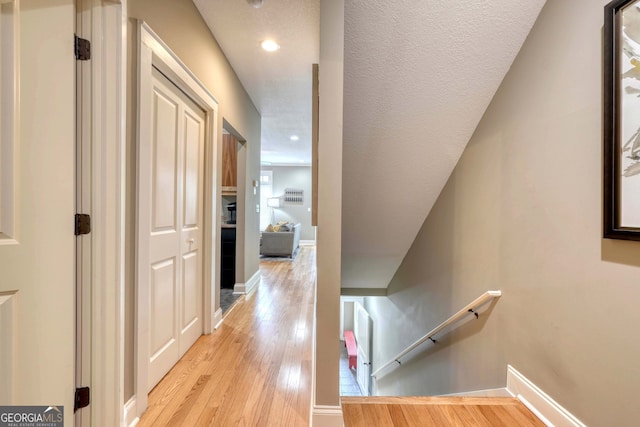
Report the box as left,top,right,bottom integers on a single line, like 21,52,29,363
138,246,316,426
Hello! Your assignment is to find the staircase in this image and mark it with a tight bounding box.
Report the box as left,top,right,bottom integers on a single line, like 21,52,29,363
341,396,545,427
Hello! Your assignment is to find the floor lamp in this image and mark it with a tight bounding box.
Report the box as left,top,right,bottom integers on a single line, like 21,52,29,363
267,197,280,224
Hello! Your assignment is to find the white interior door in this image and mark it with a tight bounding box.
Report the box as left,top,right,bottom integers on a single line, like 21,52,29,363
0,0,76,410
143,67,204,390
354,302,372,396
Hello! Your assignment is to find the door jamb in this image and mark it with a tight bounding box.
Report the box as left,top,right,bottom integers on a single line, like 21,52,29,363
135,21,219,417
75,0,127,425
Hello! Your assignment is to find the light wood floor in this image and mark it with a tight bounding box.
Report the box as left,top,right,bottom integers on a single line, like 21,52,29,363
342,396,546,427
137,246,316,426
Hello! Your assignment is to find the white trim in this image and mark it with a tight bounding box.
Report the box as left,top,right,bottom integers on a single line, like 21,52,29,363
311,405,343,427
123,396,139,427
0,0,19,243
139,23,219,107
213,308,223,330
506,365,586,427
300,240,316,246
310,292,317,427
135,21,219,418
441,387,511,397
75,0,127,425
233,270,260,295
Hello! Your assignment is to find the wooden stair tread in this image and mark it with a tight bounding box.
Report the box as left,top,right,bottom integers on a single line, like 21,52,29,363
342,396,546,427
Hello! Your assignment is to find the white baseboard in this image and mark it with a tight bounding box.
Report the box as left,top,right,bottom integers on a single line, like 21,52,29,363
300,240,316,246
233,270,260,295
506,365,586,427
123,396,139,427
311,405,343,427
442,387,511,397
213,307,223,330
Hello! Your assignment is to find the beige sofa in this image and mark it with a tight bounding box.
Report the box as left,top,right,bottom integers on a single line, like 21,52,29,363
260,223,301,257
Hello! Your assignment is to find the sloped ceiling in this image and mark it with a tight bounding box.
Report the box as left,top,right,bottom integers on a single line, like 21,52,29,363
341,0,546,289
193,0,546,290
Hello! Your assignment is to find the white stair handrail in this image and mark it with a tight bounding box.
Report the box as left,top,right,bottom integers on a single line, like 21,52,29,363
371,290,502,378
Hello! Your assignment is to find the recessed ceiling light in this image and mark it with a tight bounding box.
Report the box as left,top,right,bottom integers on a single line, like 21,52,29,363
261,40,280,52
246,0,264,8
290,135,299,141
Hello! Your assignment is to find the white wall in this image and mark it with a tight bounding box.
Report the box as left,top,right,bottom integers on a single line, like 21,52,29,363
364,1,640,426
263,166,315,241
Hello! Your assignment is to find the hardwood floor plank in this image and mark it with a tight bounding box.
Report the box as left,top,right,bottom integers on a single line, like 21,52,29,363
341,403,367,427
342,397,546,427
460,405,494,427
387,404,409,425
477,404,516,426
503,403,547,426
165,374,211,427
399,404,440,426
138,247,315,426
362,403,394,426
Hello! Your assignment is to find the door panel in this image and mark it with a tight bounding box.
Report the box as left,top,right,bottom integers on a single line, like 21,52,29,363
152,88,178,231
183,112,201,228
181,252,198,329
150,258,177,359
145,67,204,391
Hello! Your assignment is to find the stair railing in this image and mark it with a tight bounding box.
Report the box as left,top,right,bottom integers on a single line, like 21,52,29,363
371,290,502,378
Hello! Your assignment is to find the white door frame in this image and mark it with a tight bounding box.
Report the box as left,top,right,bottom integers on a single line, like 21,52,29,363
76,0,127,426
135,21,219,418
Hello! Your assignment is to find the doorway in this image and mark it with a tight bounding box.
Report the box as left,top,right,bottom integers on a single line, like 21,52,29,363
220,127,241,313
340,297,372,396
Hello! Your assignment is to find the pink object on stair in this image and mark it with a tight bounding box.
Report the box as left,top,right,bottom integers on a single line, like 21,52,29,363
344,330,357,369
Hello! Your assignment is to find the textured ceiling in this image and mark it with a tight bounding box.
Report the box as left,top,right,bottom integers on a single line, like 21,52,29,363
193,0,319,165
341,0,546,288
193,0,546,290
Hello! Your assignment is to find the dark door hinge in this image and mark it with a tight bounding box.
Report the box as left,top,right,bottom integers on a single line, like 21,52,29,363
74,35,91,60
75,214,91,236
74,387,90,411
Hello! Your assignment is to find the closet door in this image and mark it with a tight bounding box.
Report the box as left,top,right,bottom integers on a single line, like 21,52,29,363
144,68,204,390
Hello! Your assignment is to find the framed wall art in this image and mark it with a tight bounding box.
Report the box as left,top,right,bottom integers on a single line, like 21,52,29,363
604,0,640,240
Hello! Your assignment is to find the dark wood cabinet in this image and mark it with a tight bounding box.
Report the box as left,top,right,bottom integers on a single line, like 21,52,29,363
221,227,236,289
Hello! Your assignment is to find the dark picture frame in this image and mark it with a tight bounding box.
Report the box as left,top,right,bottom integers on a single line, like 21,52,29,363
604,0,640,240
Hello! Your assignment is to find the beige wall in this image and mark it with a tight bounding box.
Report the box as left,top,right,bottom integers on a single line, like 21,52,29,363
124,0,261,400
365,0,640,425
314,0,344,414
